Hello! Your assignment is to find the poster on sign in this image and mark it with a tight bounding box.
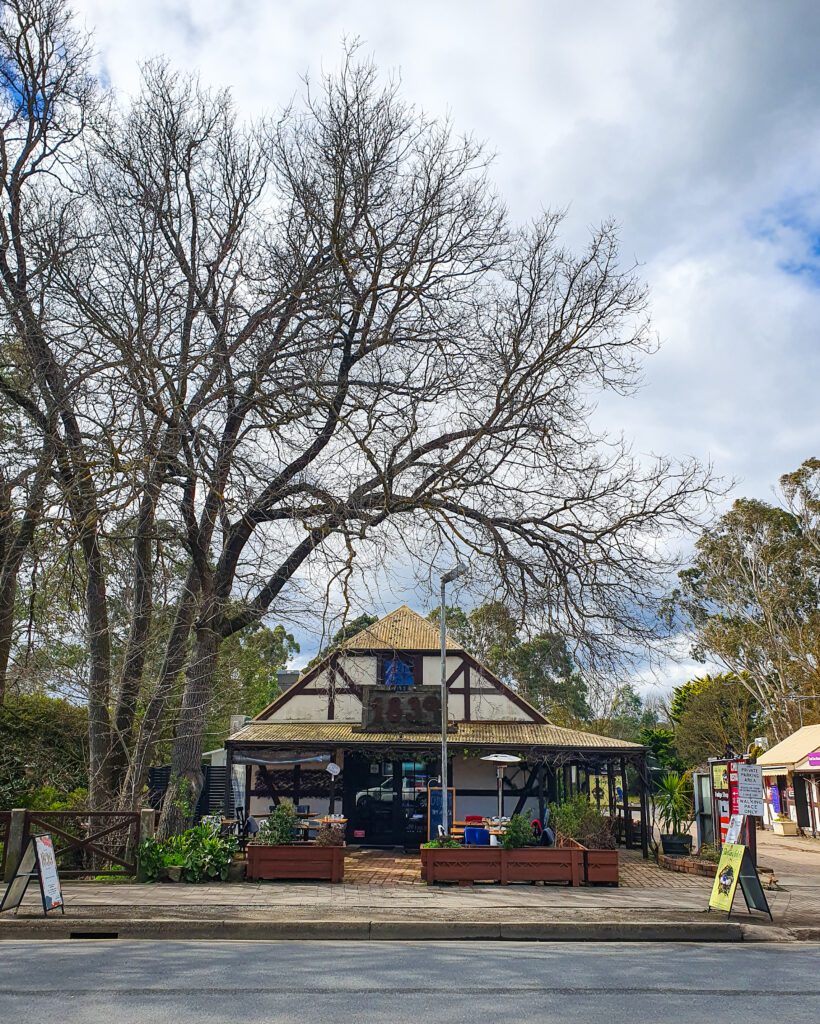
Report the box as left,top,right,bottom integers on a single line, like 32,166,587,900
0,834,65,916
34,835,64,911
725,814,744,845
736,763,765,817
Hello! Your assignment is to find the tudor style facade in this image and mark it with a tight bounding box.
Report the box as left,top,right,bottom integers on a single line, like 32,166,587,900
225,606,650,851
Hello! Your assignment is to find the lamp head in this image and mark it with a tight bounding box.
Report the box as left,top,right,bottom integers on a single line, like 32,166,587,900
441,562,468,585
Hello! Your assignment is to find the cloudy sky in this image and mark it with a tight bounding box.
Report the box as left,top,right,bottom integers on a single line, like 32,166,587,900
72,1,820,686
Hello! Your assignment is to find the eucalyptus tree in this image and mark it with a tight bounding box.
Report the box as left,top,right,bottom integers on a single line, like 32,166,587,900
670,459,820,738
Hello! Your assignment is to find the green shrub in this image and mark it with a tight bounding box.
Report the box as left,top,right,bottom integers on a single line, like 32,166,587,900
421,837,462,849
254,800,298,846
138,825,237,883
550,794,616,849
501,813,535,850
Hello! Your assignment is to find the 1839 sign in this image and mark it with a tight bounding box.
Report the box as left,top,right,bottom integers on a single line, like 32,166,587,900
359,686,442,732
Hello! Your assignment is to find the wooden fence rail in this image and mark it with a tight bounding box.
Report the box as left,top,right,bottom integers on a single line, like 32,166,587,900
22,810,141,878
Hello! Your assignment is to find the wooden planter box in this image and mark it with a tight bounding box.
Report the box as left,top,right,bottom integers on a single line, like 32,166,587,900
583,848,619,885
420,847,581,885
557,836,619,886
246,844,345,882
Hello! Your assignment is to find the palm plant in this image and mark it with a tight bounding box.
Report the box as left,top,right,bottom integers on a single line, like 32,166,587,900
654,771,693,836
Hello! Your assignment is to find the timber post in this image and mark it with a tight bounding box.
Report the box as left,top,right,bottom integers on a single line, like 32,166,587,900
3,808,26,883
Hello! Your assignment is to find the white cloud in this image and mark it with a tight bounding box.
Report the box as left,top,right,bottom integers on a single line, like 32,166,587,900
72,0,820,680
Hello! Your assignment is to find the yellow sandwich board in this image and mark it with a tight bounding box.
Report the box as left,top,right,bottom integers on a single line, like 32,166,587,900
708,841,772,919
709,842,744,912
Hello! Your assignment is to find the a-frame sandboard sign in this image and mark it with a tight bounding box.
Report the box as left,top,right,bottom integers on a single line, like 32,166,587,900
0,834,65,916
707,841,772,920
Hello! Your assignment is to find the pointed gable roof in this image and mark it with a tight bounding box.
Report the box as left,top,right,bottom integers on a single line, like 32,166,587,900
341,604,463,652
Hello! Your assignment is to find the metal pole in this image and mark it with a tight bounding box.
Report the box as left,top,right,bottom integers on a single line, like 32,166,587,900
440,578,448,834
497,767,504,818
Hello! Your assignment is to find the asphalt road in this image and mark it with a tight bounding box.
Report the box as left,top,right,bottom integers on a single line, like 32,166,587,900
1,940,819,1024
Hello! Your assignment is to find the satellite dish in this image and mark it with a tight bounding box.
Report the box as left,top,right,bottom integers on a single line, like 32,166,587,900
480,753,522,764
326,762,341,776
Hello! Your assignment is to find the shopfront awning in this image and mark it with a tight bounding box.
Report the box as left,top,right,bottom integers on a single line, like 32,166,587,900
757,724,820,774
226,719,643,753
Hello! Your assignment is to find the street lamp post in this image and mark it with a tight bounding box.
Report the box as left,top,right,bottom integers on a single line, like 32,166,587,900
439,563,467,834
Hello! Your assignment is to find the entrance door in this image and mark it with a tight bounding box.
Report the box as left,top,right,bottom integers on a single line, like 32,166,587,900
344,755,435,847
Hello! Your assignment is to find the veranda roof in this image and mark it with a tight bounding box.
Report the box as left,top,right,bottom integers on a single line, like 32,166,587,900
757,724,820,773
227,719,643,752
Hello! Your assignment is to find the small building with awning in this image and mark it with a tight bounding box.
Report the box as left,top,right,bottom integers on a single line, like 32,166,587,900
757,724,820,836
224,606,650,854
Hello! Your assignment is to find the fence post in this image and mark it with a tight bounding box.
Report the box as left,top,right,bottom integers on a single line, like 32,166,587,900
139,808,156,845
3,809,27,883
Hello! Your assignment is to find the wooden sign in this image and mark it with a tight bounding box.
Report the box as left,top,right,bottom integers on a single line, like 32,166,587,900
0,834,65,916
360,686,442,732
708,841,772,920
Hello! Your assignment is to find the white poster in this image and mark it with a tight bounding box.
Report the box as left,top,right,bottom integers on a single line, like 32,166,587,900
34,835,64,911
736,763,765,817
725,814,745,844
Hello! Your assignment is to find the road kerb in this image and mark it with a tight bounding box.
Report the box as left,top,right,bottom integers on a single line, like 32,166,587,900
0,916,752,942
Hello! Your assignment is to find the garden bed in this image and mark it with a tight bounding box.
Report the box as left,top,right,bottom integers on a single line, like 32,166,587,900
246,844,345,882
658,853,717,878
420,847,582,885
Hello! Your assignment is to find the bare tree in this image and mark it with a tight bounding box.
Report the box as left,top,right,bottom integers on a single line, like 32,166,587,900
0,1,720,830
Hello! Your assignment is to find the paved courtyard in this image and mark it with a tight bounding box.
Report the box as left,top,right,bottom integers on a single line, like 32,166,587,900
4,832,817,926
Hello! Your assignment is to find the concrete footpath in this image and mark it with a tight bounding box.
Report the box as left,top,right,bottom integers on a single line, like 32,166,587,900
1,841,817,944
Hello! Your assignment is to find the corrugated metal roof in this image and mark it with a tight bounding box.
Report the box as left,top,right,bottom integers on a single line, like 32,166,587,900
228,720,642,751
341,605,462,652
757,724,820,770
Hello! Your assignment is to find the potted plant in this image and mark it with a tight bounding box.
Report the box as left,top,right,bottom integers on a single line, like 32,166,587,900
655,771,694,856
771,813,799,837
551,795,619,885
246,801,345,882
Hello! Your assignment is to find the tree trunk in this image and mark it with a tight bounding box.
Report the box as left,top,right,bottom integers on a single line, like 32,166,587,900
157,611,220,837
119,568,201,808
0,574,14,704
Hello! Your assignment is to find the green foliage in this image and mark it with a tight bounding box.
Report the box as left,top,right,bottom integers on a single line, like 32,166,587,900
697,842,721,864
501,813,535,849
138,824,237,883
672,672,764,766
254,800,298,846
136,835,169,881
638,725,684,773
26,785,88,811
550,794,616,849
668,460,820,735
208,622,299,744
427,601,591,725
421,837,462,849
654,772,693,836
0,694,88,808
